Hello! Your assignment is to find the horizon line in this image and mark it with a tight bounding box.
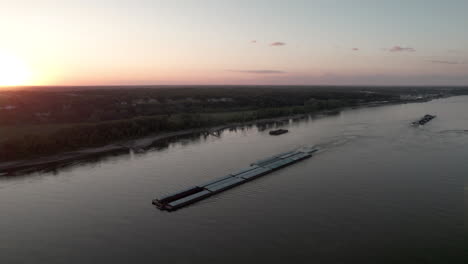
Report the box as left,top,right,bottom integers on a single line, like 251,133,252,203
3,84,468,89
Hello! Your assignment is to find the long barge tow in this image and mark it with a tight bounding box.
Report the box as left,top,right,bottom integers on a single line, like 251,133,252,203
152,147,319,211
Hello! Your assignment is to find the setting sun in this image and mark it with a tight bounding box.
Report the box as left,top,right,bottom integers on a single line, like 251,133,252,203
0,51,31,86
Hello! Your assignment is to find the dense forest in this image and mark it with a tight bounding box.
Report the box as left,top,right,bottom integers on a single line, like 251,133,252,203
0,86,465,161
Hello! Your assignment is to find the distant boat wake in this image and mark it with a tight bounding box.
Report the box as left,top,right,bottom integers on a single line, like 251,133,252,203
438,129,468,134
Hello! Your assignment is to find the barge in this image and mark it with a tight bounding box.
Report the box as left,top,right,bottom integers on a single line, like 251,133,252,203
269,129,289,135
152,147,319,211
412,114,436,126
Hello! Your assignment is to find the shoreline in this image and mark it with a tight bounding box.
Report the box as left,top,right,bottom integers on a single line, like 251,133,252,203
0,97,439,176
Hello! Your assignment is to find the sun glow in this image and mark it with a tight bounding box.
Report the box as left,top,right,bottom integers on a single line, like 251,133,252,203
0,52,31,86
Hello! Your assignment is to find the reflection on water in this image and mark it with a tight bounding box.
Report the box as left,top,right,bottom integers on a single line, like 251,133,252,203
10,114,325,177
0,97,467,264
438,129,468,135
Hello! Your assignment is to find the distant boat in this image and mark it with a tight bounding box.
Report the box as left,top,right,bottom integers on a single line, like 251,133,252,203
412,114,436,126
269,129,289,135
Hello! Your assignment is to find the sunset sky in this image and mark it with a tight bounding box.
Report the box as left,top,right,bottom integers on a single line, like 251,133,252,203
1,0,467,86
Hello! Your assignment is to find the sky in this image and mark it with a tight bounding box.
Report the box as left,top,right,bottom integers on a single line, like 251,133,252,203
0,0,467,86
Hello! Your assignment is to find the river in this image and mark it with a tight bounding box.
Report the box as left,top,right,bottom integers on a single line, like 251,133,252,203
1,96,466,263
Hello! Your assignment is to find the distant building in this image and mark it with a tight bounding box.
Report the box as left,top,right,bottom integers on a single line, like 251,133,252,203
207,97,234,103
35,112,51,117
0,105,17,111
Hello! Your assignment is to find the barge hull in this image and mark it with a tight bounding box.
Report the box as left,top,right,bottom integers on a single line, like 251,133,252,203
153,147,318,211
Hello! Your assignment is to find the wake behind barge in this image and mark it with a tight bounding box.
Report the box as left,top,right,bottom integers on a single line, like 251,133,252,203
152,147,319,211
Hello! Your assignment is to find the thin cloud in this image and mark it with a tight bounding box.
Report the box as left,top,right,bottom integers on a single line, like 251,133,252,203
429,60,463,65
227,70,286,74
270,42,286,46
251,40,257,44
352,48,359,51
389,46,416,52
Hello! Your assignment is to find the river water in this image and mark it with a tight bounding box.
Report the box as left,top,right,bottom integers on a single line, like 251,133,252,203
1,96,466,263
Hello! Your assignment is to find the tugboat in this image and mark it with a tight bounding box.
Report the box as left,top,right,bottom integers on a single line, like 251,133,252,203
269,129,289,135
412,114,436,126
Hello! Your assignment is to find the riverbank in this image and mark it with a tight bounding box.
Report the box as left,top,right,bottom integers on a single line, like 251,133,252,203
0,113,319,176
0,97,445,176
